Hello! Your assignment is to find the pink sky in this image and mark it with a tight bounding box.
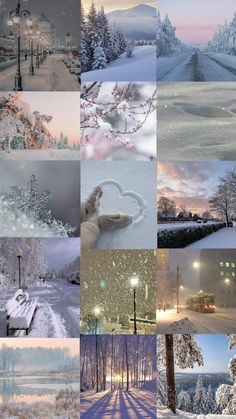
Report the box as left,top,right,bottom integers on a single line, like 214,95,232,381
22,92,80,145
158,0,236,44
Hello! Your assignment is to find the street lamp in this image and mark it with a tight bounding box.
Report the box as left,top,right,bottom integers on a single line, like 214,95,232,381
93,306,101,335
16,247,23,289
224,278,230,285
130,276,139,334
7,0,31,91
66,31,71,60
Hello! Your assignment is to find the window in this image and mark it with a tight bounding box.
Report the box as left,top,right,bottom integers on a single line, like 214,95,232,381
226,262,229,267
232,272,235,277
232,263,235,268
220,262,223,266
220,271,224,276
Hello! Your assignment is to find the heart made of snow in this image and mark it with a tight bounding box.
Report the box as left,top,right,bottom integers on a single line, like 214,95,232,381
96,180,146,224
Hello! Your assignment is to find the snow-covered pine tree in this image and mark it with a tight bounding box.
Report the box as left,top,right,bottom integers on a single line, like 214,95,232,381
157,334,203,414
156,11,182,57
126,41,135,58
92,42,107,70
177,389,192,412
81,4,90,72
216,335,236,415
193,375,208,414
205,384,218,414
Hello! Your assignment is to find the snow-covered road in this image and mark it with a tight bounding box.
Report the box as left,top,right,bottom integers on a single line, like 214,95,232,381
157,308,236,334
80,389,156,418
0,279,80,338
82,45,156,82
0,54,79,91
187,226,236,248
157,50,236,81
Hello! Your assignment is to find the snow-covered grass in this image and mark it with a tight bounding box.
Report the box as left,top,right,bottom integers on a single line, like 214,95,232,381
81,161,157,248
82,46,156,82
157,405,233,418
0,149,80,161
158,82,236,161
0,387,79,419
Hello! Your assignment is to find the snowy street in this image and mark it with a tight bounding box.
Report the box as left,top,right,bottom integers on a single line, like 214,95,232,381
157,405,234,418
157,308,236,334
82,45,156,82
80,389,156,418
0,54,79,91
157,50,236,81
0,279,80,338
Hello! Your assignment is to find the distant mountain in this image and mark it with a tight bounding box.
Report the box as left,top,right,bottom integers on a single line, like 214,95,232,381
107,4,156,41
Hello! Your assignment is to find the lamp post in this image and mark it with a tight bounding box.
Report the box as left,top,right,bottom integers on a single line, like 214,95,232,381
130,276,139,334
93,306,101,335
66,31,71,60
176,261,200,314
7,0,31,91
16,247,22,289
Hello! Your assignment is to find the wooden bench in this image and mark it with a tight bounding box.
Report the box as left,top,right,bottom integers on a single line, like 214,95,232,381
6,289,37,336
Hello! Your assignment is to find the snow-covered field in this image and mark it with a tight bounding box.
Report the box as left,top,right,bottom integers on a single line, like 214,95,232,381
0,54,79,91
0,279,80,338
80,389,156,418
156,308,236,334
158,83,236,161
187,226,236,248
81,161,156,248
0,149,80,160
157,50,236,82
82,46,156,82
157,405,233,418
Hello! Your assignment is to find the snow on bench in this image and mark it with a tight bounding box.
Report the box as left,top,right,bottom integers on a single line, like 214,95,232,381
6,289,37,335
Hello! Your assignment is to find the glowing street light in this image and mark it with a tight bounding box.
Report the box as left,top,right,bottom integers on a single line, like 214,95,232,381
224,278,230,285
176,261,200,314
130,275,139,334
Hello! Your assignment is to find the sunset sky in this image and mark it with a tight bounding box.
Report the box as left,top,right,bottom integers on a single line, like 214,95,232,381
158,0,236,44
21,92,80,145
0,338,79,356
157,161,235,215
83,0,156,13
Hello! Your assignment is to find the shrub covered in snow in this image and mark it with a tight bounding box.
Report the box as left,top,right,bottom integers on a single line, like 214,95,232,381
209,11,236,55
55,387,79,418
158,222,226,248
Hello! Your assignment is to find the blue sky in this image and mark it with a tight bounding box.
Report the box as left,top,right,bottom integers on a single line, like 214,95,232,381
176,334,235,373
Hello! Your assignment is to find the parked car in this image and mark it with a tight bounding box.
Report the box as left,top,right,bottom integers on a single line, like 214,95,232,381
228,221,233,227
66,271,80,285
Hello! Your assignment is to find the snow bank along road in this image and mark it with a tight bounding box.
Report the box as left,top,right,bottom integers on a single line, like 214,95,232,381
187,226,236,248
0,54,79,91
0,279,80,338
157,308,236,334
80,389,156,418
157,50,236,81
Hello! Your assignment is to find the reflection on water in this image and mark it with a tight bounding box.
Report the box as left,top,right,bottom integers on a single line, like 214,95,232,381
0,375,79,404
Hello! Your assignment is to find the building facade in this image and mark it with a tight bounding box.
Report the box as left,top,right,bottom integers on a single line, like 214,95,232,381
200,250,236,307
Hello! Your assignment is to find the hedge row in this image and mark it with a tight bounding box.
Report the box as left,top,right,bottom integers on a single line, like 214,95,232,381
157,222,226,248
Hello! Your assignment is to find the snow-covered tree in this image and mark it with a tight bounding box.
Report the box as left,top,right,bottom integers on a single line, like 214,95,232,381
57,132,68,149
81,3,127,72
157,334,204,413
209,11,236,55
157,11,183,57
193,375,208,414
126,41,135,58
177,389,192,412
209,180,234,226
216,335,236,415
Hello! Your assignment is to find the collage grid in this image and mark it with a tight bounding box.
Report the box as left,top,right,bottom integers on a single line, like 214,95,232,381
0,0,236,418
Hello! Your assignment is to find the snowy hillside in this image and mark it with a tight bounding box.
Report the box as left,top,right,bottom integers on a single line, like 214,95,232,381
107,4,156,40
82,45,156,82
